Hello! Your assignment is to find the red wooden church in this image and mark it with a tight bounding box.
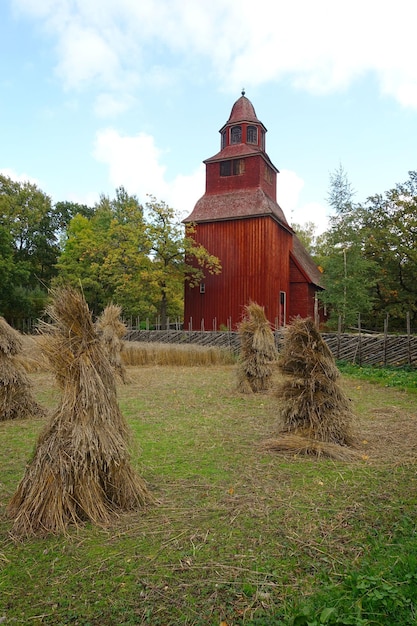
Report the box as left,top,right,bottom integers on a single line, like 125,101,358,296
183,92,325,331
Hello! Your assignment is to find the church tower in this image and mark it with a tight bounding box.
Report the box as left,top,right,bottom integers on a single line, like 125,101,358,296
184,93,323,331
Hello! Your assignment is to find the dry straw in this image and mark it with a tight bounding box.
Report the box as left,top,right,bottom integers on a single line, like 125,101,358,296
0,317,45,421
265,317,357,459
8,287,152,536
96,303,128,383
236,301,278,393
122,341,234,367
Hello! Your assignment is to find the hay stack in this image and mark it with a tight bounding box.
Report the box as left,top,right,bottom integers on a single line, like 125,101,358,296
265,317,356,458
8,288,151,536
96,304,128,383
0,317,45,421
236,302,278,393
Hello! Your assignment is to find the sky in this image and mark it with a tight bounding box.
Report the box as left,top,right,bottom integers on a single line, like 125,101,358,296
1,0,417,235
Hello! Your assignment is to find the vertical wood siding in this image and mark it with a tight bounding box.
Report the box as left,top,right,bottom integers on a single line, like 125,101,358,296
184,216,292,330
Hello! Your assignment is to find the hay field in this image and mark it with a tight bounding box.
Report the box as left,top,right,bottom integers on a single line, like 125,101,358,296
1,354,417,624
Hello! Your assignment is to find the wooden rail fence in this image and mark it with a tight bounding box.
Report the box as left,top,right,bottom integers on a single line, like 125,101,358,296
125,329,417,368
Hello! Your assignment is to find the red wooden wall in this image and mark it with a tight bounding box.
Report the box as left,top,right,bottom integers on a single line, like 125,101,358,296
205,156,276,201
184,215,292,330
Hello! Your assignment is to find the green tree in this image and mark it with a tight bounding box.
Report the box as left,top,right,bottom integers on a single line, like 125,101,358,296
56,188,150,316
360,171,417,330
56,190,221,324
54,200,95,233
0,226,29,317
145,197,221,328
291,221,319,256
318,165,376,330
0,175,59,321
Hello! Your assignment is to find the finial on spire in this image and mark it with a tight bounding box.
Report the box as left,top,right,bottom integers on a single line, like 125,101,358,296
241,88,245,96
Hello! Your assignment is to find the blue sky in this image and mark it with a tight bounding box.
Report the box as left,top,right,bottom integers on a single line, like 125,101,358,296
1,0,417,234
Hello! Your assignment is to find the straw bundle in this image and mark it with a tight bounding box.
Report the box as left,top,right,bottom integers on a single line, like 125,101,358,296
96,304,128,383
0,317,45,421
236,302,278,393
8,287,151,536
262,434,360,461
270,317,355,455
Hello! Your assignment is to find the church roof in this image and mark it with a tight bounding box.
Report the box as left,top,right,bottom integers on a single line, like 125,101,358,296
204,143,278,172
291,235,324,288
225,94,262,126
184,187,290,227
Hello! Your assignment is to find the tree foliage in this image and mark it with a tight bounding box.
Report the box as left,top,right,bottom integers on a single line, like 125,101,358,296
56,188,221,325
360,172,417,330
317,167,417,331
145,196,221,327
317,165,377,330
291,221,319,256
0,175,59,320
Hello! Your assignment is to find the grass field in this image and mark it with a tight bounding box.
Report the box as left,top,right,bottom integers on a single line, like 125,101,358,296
1,355,417,625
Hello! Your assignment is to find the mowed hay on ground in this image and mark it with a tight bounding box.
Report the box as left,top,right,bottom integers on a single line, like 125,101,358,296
265,317,357,459
236,301,278,393
96,303,128,383
0,317,46,421
7,288,152,536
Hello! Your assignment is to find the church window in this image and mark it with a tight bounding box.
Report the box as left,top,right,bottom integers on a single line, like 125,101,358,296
247,125,257,144
264,164,273,184
221,130,227,149
230,125,242,144
233,159,244,175
220,159,245,176
220,161,231,176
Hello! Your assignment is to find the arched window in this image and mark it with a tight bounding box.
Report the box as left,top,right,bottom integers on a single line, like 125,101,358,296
230,125,242,144
246,125,257,144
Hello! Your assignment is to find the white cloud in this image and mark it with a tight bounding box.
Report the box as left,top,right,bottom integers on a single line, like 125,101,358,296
93,129,167,195
290,201,330,235
93,129,205,217
277,169,329,234
277,169,305,214
12,0,417,110
0,167,40,186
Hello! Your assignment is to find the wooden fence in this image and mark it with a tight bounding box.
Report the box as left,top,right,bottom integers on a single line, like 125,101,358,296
125,329,417,368
9,317,417,367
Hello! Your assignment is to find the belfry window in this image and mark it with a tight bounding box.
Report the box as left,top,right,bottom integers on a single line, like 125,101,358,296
247,125,257,144
264,164,273,184
221,130,227,149
230,125,242,144
220,161,231,176
220,159,245,176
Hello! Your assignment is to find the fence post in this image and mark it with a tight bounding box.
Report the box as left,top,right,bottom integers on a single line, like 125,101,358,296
357,313,362,366
383,314,389,366
337,315,342,360
407,311,411,366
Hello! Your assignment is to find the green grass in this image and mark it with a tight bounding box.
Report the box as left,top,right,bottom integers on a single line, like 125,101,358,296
337,362,417,393
1,365,417,625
